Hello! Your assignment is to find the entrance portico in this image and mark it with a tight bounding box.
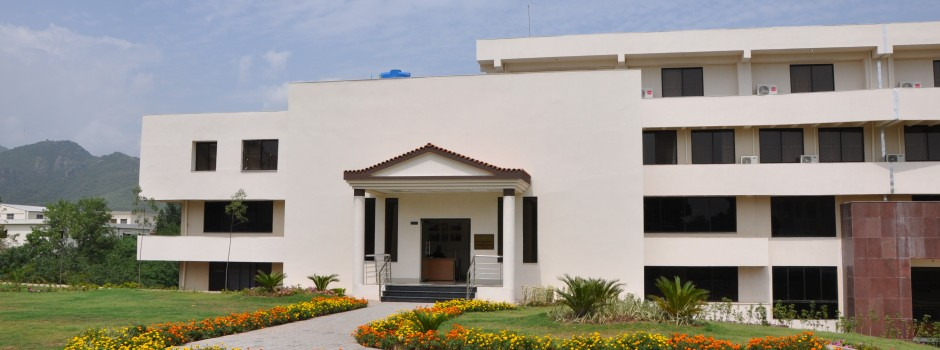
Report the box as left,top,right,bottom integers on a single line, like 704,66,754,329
344,143,530,301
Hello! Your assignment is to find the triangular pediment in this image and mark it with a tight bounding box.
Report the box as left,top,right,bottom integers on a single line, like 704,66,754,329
344,143,530,182
373,153,494,177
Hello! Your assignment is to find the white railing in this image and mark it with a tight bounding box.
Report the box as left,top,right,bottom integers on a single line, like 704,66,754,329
466,254,502,298
363,254,392,297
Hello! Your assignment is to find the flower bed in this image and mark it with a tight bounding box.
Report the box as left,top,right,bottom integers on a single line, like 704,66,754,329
65,295,367,350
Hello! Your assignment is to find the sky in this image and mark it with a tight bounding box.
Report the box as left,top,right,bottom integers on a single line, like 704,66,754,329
1,1,939,156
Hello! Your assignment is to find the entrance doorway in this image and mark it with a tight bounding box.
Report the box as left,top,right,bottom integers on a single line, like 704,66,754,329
420,219,471,283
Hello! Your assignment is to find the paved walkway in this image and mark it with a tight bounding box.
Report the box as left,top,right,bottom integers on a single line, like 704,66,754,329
184,301,424,350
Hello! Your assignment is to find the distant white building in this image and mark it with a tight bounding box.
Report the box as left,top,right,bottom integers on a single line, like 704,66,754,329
0,204,46,245
109,211,156,236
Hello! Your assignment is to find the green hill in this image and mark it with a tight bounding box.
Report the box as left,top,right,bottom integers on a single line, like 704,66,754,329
0,145,7,153
0,141,139,210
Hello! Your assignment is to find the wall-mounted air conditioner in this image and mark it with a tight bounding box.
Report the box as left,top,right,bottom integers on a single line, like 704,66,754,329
740,156,759,164
757,84,778,96
801,155,819,163
886,154,905,162
642,88,655,99
899,81,922,88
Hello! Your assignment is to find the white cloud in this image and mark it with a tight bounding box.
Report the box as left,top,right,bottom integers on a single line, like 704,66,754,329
263,50,290,72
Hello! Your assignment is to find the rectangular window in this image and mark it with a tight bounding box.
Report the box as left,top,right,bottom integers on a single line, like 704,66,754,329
523,197,538,263
643,130,678,165
934,60,939,88
691,129,735,164
644,197,737,233
203,201,275,233
912,195,940,201
364,198,376,261
242,140,278,170
818,127,864,162
790,64,834,93
904,125,940,161
194,141,217,171
5,214,13,220
120,219,128,224
497,198,503,262
759,128,804,163
772,266,838,319
645,266,739,301
384,198,398,262
771,196,835,237
209,262,272,291
662,67,704,97
36,214,44,220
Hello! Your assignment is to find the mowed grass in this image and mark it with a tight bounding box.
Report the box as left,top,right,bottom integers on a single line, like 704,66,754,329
0,288,314,350
441,306,933,350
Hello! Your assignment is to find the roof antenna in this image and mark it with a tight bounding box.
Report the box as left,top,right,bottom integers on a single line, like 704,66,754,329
527,5,531,37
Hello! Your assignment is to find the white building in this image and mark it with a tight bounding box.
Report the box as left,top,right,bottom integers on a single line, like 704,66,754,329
138,21,940,333
0,204,46,246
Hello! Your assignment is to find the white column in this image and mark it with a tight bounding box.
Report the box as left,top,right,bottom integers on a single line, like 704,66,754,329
352,189,366,293
502,189,516,300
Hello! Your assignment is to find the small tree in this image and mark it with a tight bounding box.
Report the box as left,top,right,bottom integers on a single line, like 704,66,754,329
650,276,709,326
308,273,340,290
153,203,182,236
254,271,285,292
223,189,248,290
555,274,624,319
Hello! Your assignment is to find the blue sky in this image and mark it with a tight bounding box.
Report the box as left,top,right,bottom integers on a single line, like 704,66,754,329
1,1,939,156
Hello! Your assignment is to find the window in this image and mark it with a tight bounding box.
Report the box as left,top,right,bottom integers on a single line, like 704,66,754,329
904,125,940,161
912,195,940,201
662,67,704,97
523,197,538,263
772,266,838,318
203,201,274,233
644,197,737,233
759,128,804,163
497,198,503,262
209,262,272,291
36,214,44,220
692,130,735,164
645,266,738,301
120,219,128,224
771,196,835,237
934,60,939,88
790,64,834,93
5,214,13,220
818,127,864,162
643,131,678,165
194,141,217,171
384,198,398,262
364,198,376,260
110,219,117,223
242,140,278,170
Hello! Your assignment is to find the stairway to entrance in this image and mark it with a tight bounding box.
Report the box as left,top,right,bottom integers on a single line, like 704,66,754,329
381,285,476,303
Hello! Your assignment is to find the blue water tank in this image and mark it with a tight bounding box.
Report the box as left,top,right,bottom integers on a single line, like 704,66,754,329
380,69,411,79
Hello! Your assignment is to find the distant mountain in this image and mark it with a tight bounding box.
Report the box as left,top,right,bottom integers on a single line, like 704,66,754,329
0,145,7,153
0,141,139,210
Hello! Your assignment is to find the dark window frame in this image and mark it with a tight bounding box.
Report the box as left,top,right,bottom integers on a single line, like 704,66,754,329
523,197,538,263
818,127,864,163
203,200,275,233
904,125,940,162
691,129,736,164
497,198,503,263
242,139,279,171
662,67,704,97
645,266,739,301
644,196,737,233
209,262,272,291
770,196,836,237
933,60,939,88
194,141,217,171
759,128,804,163
790,64,835,93
384,198,399,262
772,266,838,319
364,198,376,261
643,130,678,165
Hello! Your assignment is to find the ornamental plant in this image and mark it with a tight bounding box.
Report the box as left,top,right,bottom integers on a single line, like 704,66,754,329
308,273,340,290
650,276,709,325
555,274,624,320
254,271,285,292
746,331,829,350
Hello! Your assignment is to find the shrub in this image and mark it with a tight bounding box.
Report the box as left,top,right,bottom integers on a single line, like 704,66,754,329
555,274,624,320
746,331,828,350
412,309,451,332
522,285,556,306
254,271,285,292
308,273,339,290
649,276,709,326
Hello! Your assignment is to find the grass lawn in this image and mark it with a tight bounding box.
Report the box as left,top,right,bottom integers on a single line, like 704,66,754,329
0,288,316,350
441,306,934,350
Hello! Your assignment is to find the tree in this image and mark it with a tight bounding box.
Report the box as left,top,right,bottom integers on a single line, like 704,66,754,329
25,198,115,283
153,203,182,236
131,186,159,233
223,189,248,290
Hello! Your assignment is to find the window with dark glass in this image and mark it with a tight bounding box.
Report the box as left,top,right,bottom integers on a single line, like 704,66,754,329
364,198,376,261
904,125,940,161
934,60,940,88
242,140,278,170
209,262,272,291
523,197,538,263
790,64,834,93
194,141,217,171
662,67,704,97
384,198,398,262
759,128,804,163
643,130,678,165
644,197,737,233
692,130,735,164
771,196,835,237
818,127,864,162
912,195,940,201
497,198,503,262
203,201,274,233
645,266,738,301
772,266,838,319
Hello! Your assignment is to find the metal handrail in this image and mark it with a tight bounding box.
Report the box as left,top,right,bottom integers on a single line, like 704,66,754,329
466,254,501,298
364,254,392,297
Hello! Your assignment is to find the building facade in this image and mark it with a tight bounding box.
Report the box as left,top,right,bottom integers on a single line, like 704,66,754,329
0,204,47,246
138,22,940,332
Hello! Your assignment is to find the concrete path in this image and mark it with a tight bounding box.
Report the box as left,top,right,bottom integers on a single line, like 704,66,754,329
184,301,424,350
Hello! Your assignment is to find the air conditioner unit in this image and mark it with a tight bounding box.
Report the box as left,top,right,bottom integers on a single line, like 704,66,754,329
642,88,655,99
740,156,759,164
801,155,819,163
899,81,922,88
886,154,905,162
757,84,778,96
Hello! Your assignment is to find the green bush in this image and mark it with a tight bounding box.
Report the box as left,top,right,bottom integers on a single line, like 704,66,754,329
411,309,451,332
650,276,709,325
254,271,285,292
555,274,623,320
307,273,339,290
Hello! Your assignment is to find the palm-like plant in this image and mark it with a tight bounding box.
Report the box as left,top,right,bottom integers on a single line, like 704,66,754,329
555,274,624,319
254,271,285,292
411,310,451,332
307,273,340,291
649,276,710,325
